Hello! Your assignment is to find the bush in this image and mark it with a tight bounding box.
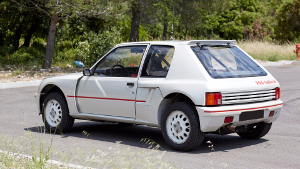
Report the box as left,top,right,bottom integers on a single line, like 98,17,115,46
275,0,300,42
53,48,77,63
56,40,75,52
8,46,45,65
76,27,122,67
31,41,46,51
0,45,13,57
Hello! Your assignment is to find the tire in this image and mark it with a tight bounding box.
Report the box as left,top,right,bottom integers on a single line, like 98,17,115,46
237,122,272,139
161,102,205,151
42,92,74,133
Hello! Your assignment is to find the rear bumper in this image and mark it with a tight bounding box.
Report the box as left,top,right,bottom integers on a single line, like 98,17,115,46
196,100,283,132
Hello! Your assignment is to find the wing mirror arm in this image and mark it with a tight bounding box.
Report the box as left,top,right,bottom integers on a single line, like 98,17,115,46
83,69,91,76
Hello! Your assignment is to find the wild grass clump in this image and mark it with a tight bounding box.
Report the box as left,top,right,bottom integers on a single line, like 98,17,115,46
238,41,297,61
0,128,174,169
0,131,53,169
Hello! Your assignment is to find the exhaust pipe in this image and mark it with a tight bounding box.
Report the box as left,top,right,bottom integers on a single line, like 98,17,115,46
216,124,248,135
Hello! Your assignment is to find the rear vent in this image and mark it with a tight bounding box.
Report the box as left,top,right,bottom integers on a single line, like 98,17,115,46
222,89,275,105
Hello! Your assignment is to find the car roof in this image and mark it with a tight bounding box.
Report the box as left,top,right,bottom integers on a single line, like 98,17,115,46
118,40,237,46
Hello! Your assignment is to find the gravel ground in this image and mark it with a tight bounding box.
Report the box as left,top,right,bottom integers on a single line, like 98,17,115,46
0,67,83,83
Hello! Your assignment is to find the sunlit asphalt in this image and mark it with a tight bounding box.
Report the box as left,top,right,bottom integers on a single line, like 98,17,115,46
0,65,300,168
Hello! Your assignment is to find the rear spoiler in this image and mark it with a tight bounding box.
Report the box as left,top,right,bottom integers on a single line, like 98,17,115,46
186,40,237,46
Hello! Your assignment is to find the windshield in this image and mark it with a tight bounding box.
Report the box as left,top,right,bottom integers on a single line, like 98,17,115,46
191,46,267,78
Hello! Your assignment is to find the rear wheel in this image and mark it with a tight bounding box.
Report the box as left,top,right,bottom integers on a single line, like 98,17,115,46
42,92,74,133
161,102,205,151
237,122,272,139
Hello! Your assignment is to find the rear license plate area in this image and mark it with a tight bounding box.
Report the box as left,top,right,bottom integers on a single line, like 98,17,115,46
239,110,264,121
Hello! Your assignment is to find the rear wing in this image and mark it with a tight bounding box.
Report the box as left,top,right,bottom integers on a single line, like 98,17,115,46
186,40,237,46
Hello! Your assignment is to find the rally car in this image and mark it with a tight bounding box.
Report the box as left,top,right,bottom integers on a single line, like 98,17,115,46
36,40,283,151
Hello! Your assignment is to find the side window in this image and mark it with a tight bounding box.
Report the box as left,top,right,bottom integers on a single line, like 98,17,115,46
141,45,175,77
94,46,147,77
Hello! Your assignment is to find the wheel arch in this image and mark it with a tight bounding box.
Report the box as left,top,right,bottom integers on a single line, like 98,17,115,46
39,84,66,114
157,92,196,127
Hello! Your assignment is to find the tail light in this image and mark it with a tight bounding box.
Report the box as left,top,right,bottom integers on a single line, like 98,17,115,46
206,92,222,106
224,116,234,123
274,87,280,99
269,111,275,117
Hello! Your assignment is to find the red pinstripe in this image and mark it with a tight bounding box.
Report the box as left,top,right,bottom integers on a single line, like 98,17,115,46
67,95,146,103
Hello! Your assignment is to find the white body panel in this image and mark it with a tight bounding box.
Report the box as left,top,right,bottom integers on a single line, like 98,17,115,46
76,76,137,118
36,40,283,133
36,73,82,115
135,78,165,126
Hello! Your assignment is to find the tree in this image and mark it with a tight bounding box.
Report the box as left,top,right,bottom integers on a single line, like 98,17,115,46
275,0,300,42
154,0,173,40
129,0,141,42
11,0,126,68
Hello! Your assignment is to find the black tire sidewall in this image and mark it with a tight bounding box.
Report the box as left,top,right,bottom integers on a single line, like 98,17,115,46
161,102,204,151
237,122,272,139
42,92,73,133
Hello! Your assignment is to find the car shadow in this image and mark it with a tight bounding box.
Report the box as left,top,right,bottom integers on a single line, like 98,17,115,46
25,120,268,153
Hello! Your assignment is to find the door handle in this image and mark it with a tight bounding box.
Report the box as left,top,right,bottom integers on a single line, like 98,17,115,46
127,82,134,86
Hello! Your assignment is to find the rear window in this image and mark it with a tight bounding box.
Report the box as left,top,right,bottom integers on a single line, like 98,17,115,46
191,46,267,78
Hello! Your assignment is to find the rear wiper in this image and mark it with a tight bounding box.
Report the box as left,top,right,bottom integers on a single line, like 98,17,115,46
196,43,233,50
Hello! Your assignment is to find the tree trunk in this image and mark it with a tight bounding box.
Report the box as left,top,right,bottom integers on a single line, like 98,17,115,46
162,18,168,40
0,32,4,46
23,19,39,47
43,14,58,69
184,28,188,40
129,0,140,42
13,27,22,50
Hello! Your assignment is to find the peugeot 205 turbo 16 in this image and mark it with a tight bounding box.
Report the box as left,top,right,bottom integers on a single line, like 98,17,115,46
36,40,283,151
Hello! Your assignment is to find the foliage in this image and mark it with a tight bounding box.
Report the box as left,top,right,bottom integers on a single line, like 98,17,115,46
275,0,300,42
204,0,275,40
0,45,13,57
7,46,45,65
76,27,122,67
1,0,300,68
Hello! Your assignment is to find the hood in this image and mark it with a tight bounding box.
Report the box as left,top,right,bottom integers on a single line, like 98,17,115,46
43,72,83,80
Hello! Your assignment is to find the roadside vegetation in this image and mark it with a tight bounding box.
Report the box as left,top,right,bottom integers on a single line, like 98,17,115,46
0,129,175,168
0,0,300,73
238,41,297,61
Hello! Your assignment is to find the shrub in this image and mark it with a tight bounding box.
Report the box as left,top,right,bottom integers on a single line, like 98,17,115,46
8,46,45,65
0,45,13,57
53,48,77,63
31,42,46,51
76,27,122,67
56,40,75,52
275,0,300,42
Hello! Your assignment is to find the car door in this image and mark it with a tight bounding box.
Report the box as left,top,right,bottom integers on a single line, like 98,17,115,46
76,45,148,118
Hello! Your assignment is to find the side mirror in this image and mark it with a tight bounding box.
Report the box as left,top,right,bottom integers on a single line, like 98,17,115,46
83,69,91,76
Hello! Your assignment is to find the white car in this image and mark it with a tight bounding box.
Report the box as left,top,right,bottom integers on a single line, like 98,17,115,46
36,40,283,151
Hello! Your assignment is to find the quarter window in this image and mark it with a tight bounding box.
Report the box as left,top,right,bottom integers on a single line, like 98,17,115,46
141,45,175,77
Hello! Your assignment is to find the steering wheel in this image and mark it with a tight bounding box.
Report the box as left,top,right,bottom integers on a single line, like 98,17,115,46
110,64,130,77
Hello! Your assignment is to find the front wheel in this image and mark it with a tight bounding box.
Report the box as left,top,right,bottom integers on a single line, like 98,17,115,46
161,102,205,151
42,92,74,133
237,122,272,139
